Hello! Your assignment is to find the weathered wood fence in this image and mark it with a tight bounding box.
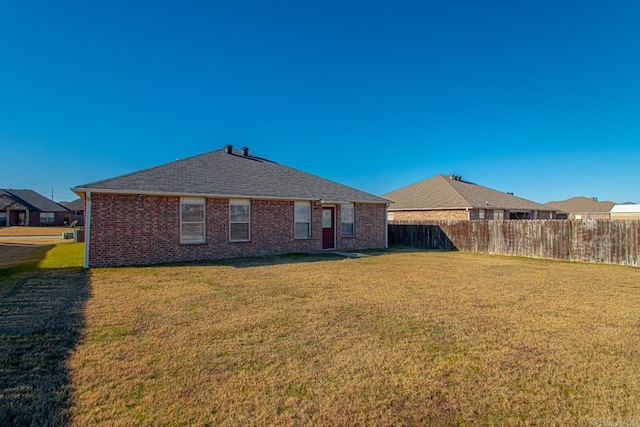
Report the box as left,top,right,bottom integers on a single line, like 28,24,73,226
388,220,640,267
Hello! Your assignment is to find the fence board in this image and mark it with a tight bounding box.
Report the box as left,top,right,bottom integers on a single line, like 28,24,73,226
389,220,640,267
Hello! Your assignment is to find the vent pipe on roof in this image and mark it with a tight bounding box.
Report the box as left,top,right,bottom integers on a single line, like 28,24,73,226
449,174,462,181
241,147,249,156
224,145,233,154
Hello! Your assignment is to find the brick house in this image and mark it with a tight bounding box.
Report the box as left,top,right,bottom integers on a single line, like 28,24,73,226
383,174,557,221
544,197,615,220
1,189,71,226
73,146,389,267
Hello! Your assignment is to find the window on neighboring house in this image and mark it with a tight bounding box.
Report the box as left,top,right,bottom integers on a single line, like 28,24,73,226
294,201,311,239
0,212,6,227
478,209,485,220
230,199,250,241
181,197,205,244
40,212,55,223
341,203,354,237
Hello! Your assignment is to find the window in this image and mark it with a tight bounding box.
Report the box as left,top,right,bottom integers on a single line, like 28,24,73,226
40,212,55,223
341,203,354,237
294,201,311,239
478,209,485,220
0,212,6,227
230,199,250,241
181,197,205,244
494,210,504,220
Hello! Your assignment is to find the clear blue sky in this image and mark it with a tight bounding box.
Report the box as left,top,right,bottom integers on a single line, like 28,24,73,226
1,0,638,204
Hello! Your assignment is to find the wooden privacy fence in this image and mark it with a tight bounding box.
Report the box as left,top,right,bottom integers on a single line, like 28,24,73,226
388,220,640,267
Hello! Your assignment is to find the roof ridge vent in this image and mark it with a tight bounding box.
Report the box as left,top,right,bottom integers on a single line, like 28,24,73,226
241,147,249,156
224,145,233,154
449,174,462,181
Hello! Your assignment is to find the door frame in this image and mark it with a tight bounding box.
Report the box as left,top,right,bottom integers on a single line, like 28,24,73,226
321,206,336,250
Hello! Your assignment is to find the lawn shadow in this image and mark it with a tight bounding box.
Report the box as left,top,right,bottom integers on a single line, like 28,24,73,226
0,243,55,278
0,261,90,425
163,248,434,269
170,252,352,269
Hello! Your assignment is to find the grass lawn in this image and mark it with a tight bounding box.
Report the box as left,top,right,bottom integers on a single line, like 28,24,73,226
2,247,639,425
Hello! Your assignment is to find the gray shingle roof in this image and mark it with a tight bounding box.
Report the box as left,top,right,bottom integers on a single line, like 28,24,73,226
382,175,553,211
1,189,71,212
544,197,615,214
73,147,387,204
61,198,85,211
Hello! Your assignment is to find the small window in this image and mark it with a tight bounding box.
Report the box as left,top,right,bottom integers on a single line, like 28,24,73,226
294,201,311,239
478,209,485,220
181,197,205,244
341,203,354,237
230,199,250,241
40,212,55,223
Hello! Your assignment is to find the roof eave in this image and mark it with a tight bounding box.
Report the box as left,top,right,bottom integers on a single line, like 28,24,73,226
72,187,387,204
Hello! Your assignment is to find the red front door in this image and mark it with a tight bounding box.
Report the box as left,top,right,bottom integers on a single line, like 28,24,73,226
322,207,335,250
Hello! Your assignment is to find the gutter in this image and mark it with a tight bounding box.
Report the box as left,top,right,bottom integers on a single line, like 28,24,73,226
83,191,91,269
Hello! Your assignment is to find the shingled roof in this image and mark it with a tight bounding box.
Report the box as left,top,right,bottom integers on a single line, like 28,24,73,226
73,147,387,204
1,189,70,212
382,175,553,211
544,197,615,214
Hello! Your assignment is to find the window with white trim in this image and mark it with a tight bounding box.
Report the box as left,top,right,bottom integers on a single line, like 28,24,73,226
40,212,55,223
294,201,311,239
229,199,250,241
341,203,354,237
181,197,205,244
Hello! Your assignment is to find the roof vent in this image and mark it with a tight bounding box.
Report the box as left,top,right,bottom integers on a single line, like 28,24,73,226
449,174,462,181
591,197,598,201
224,145,233,154
241,147,249,156
507,192,514,195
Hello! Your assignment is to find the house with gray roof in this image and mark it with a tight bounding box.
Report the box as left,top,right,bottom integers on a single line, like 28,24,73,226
544,197,615,220
382,174,557,221
1,189,71,226
73,146,389,267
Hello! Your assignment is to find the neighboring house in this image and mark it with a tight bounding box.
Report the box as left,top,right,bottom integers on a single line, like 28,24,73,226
72,146,389,268
544,197,615,220
0,189,71,226
610,204,640,220
61,198,86,225
382,174,557,221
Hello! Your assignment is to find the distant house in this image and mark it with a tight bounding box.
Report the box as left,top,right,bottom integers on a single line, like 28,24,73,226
73,146,389,268
61,198,85,225
0,189,71,226
382,174,557,221
544,197,614,220
610,204,640,220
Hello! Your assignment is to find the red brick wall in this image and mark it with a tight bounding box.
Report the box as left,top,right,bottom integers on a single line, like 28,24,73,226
88,194,387,267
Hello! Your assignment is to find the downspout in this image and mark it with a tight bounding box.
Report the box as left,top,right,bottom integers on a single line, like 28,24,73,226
384,204,389,249
84,192,91,269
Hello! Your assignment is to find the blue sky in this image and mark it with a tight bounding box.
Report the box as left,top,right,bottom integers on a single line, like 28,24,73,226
1,0,638,204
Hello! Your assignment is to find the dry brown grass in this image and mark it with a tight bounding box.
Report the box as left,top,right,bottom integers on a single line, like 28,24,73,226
66,252,640,425
0,226,73,236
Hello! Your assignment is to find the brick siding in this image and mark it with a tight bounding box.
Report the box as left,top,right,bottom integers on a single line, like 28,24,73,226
88,194,386,267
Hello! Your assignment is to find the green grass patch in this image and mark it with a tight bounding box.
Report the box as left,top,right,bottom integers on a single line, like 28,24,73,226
38,243,84,269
